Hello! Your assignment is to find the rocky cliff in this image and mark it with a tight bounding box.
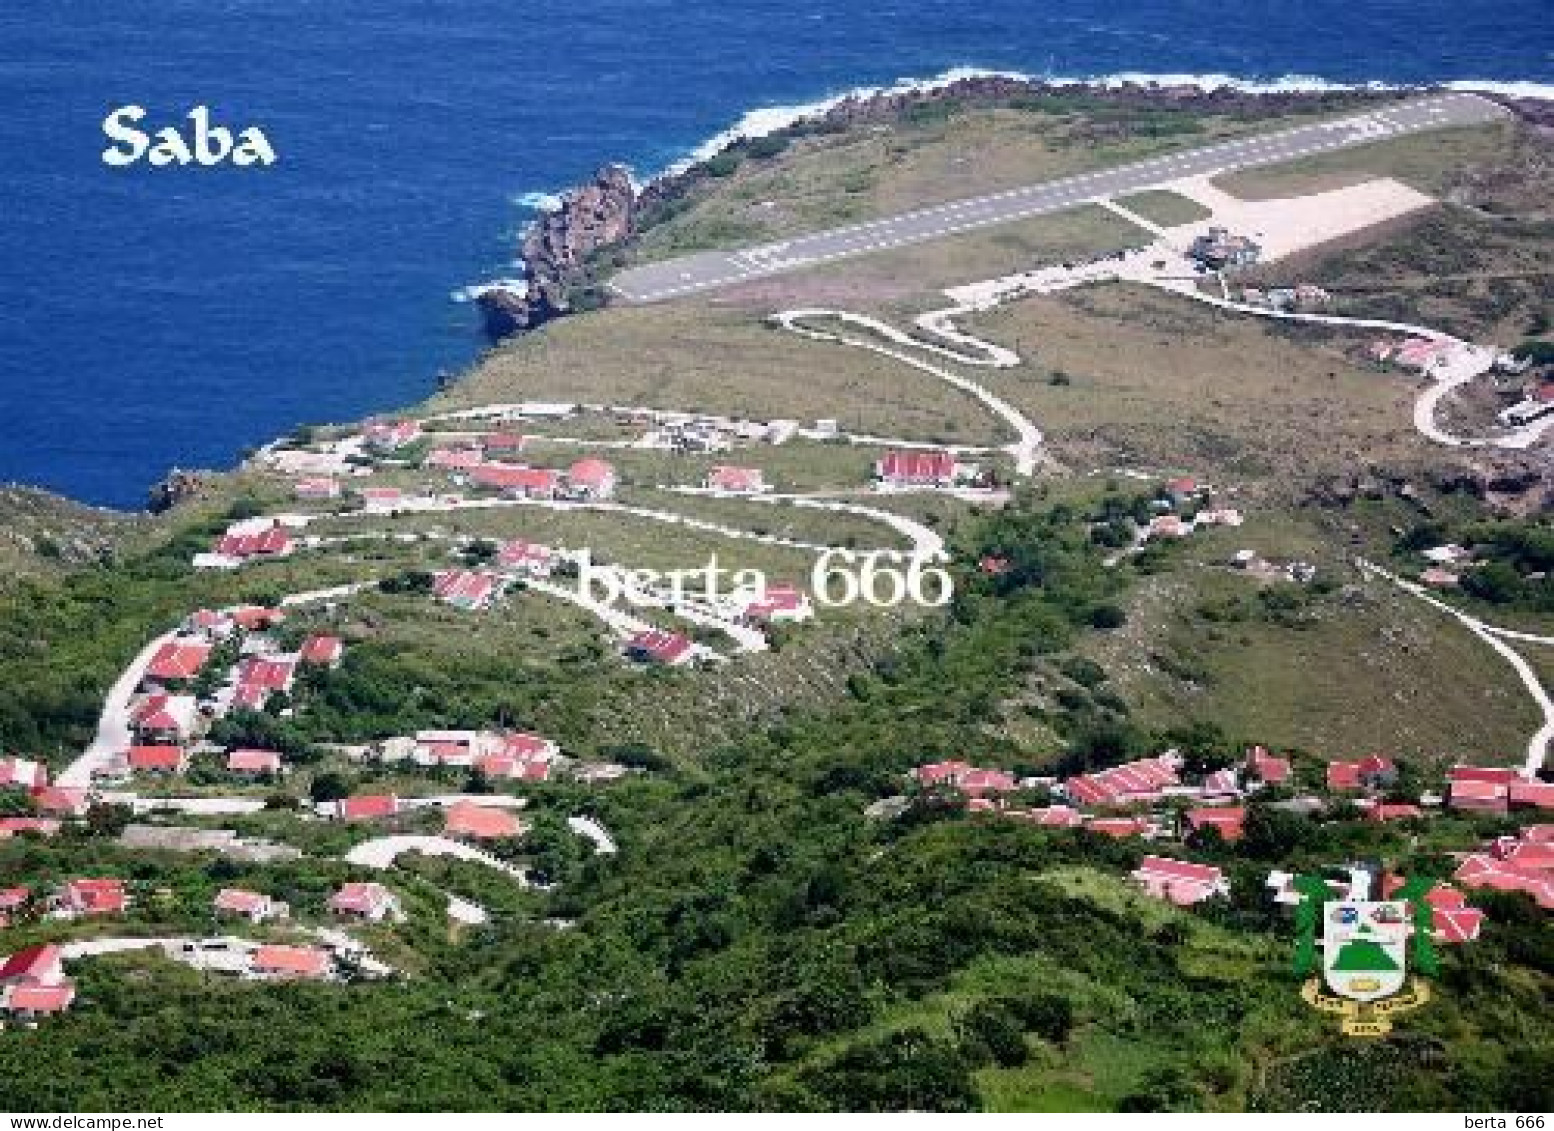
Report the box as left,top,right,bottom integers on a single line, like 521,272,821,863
477,164,636,339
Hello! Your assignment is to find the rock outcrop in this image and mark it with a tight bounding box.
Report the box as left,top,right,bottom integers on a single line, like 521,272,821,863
477,165,636,340
147,468,213,513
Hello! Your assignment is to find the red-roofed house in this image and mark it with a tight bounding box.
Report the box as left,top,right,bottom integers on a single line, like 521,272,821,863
363,419,421,451
329,882,402,922
1062,754,1182,808
444,802,523,840
913,761,1017,798
251,945,331,980
1455,854,1554,910
2,981,76,1017
230,606,285,632
1396,338,1449,371
357,486,407,513
1187,807,1246,842
424,446,485,472
706,466,769,494
333,794,399,822
132,693,199,743
214,523,294,562
1365,802,1423,823
1449,765,1519,785
1025,805,1084,828
299,635,344,668
482,432,528,459
1449,779,1510,815
0,944,63,988
0,756,48,791
469,462,560,498
626,629,694,667
294,476,341,501
214,888,288,924
1245,746,1291,786
227,749,283,776
566,458,617,500
1326,756,1395,793
29,787,87,818
739,583,814,625
433,569,503,611
56,878,127,918
144,639,212,685
1509,780,1554,810
1131,856,1228,906
238,656,297,694
0,817,61,839
497,540,557,577
1423,886,1485,944
127,745,188,775
875,450,959,488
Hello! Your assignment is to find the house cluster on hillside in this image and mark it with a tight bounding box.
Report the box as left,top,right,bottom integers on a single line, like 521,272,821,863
107,608,345,781
0,944,74,1021
430,440,618,503
375,729,562,782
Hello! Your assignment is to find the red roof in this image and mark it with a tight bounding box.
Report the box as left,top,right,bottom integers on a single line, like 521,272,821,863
227,749,282,773
424,446,485,471
1450,779,1509,805
299,635,343,665
1455,854,1554,909
337,794,398,821
238,656,296,692
567,458,616,490
1357,754,1395,776
0,886,29,910
1246,746,1291,784
1367,802,1422,822
215,525,292,559
252,945,329,978
500,733,554,758
707,466,765,492
470,462,559,494
1187,807,1246,841
497,540,555,569
1509,781,1554,808
877,450,956,483
1327,762,1362,791
127,745,184,772
28,787,86,816
0,944,60,983
1165,476,1198,495
627,629,693,666
1522,824,1554,844
145,640,211,681
4,982,75,1013
482,432,527,454
444,802,522,840
214,888,270,914
1449,765,1519,784
0,817,60,837
230,606,285,631
1085,816,1150,839
330,881,396,915
63,878,126,914
1064,755,1180,806
1500,841,1554,870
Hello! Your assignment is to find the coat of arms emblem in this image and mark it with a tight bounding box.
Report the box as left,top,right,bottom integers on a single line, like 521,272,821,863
1291,875,1437,1036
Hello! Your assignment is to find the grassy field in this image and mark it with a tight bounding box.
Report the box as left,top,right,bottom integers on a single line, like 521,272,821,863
1115,190,1212,228
1212,123,1520,200
1076,542,1543,763
964,283,1432,490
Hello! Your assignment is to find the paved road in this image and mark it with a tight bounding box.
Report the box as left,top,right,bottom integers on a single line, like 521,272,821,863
609,93,1508,303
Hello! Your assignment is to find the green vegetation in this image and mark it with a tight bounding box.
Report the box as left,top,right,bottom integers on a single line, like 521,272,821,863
1115,190,1213,228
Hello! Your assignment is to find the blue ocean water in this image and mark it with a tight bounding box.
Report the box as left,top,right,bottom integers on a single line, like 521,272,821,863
0,1,1549,508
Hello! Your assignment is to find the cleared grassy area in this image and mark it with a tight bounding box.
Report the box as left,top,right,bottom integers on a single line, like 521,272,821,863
427,302,994,444
1213,122,1516,200
1114,189,1212,228
964,282,1432,490
1077,549,1542,764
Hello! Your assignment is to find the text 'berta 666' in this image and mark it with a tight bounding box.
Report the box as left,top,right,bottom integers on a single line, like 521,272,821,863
101,105,276,168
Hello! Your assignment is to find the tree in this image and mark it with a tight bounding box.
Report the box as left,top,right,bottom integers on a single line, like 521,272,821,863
309,771,353,803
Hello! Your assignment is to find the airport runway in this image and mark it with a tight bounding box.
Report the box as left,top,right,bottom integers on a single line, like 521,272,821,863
608,92,1508,303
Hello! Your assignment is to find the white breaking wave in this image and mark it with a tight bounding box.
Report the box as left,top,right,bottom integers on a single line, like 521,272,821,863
513,190,563,212
450,278,527,304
